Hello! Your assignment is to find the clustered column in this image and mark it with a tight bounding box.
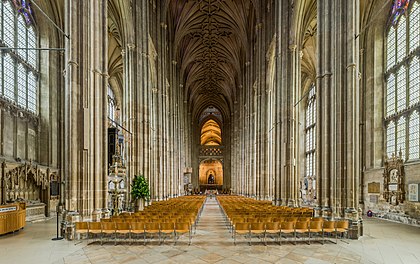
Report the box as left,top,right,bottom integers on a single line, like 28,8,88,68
64,0,108,217
316,0,360,219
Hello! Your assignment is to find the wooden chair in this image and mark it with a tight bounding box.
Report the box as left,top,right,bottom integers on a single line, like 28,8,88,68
87,222,102,245
115,222,131,245
75,222,88,243
294,221,309,245
335,220,349,242
322,220,336,244
130,222,145,244
175,222,191,245
159,222,175,245
265,222,280,245
308,220,323,244
249,222,265,245
233,223,250,245
144,222,160,245
230,217,245,235
280,221,295,245
101,222,116,245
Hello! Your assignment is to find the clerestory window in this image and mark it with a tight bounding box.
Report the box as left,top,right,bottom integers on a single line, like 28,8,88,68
385,0,420,161
0,0,38,113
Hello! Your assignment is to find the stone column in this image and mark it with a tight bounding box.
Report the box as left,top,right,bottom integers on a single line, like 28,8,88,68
64,0,108,216
344,0,360,217
122,43,135,196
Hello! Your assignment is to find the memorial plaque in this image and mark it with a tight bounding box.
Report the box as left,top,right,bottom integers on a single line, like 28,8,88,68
369,195,378,204
408,183,419,202
50,181,59,196
368,182,380,193
389,184,398,191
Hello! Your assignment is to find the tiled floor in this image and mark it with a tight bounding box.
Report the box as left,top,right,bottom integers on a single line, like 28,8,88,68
1,198,420,264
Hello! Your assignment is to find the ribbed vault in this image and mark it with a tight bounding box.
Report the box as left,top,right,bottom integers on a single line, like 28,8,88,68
166,0,257,119
200,119,222,145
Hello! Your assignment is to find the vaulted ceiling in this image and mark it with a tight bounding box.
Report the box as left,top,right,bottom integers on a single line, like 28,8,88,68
166,0,257,120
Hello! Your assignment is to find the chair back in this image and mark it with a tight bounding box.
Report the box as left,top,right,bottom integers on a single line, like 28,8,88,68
336,220,349,229
235,222,249,231
280,221,294,230
295,221,309,230
322,220,336,230
265,222,280,231
76,222,88,231
309,220,322,230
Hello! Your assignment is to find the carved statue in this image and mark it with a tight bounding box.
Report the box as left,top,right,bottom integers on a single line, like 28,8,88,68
208,174,215,184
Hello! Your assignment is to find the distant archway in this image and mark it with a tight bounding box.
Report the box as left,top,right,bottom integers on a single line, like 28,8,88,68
199,159,223,186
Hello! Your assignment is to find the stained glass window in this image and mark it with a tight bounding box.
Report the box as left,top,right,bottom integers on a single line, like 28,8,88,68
0,0,38,113
390,0,410,26
385,1,420,161
304,85,316,202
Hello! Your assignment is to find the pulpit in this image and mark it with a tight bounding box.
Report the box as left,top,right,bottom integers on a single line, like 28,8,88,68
0,203,26,235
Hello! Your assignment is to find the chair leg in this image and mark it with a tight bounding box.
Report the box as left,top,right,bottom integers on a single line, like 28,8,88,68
264,232,267,246
173,232,176,245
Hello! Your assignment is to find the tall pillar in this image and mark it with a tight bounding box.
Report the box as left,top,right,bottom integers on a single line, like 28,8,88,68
64,0,108,216
344,0,360,217
122,43,135,196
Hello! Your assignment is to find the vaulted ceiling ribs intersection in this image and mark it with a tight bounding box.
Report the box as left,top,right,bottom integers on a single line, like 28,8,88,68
168,0,256,118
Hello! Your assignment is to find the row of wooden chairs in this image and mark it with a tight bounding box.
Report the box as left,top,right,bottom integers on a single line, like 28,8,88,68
233,220,349,245
75,221,192,245
75,196,205,245
218,196,349,245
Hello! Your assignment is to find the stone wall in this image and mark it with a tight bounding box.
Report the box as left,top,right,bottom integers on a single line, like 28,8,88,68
364,162,420,226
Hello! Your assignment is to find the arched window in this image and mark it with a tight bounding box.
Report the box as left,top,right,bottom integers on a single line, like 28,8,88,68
304,85,316,201
385,1,420,160
0,0,38,113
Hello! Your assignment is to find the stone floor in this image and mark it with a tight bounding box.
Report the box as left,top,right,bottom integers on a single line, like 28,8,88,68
1,198,420,264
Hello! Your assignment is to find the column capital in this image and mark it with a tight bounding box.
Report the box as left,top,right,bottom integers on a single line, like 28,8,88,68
127,43,136,50
289,44,297,51
68,60,79,67
346,63,357,69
